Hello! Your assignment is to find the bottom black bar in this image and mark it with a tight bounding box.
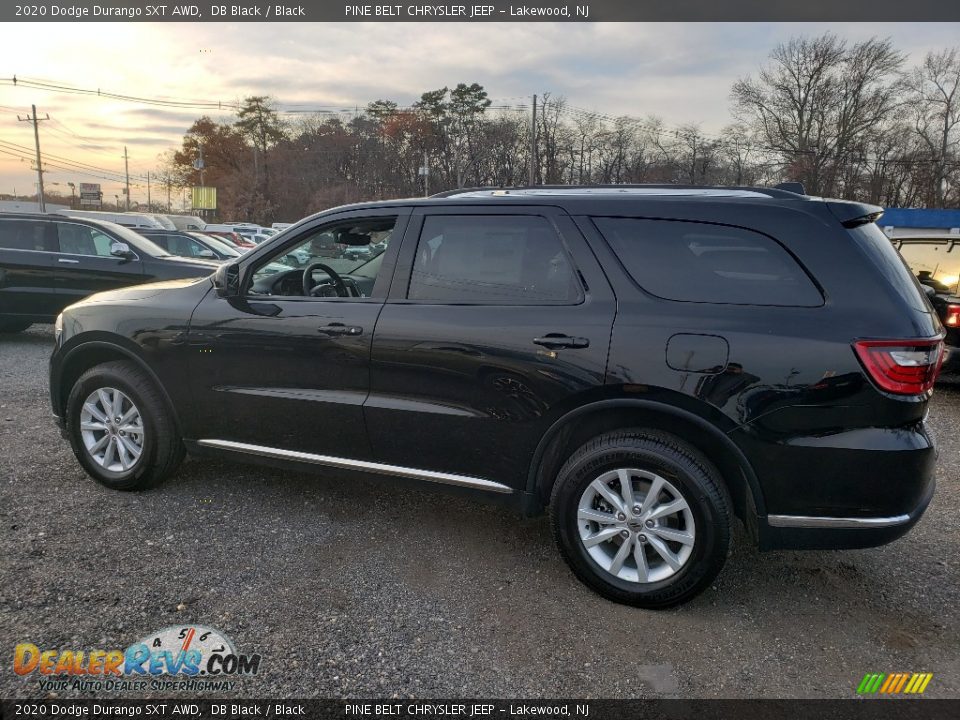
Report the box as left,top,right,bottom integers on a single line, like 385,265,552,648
2,699,959,720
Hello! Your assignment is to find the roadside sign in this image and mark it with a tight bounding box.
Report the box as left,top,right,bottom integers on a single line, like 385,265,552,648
192,186,217,210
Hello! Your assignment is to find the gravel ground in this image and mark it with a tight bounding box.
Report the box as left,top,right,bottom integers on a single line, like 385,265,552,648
1,324,957,700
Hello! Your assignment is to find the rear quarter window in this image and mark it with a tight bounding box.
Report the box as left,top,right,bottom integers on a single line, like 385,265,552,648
592,217,822,307
849,224,930,313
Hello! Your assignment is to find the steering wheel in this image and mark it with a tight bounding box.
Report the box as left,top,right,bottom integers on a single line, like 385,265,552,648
302,262,348,297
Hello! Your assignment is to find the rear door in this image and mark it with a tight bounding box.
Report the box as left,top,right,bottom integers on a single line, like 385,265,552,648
366,205,616,489
54,221,145,305
0,217,60,319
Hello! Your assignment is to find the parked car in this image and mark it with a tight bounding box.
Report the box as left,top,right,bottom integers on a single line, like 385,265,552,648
58,210,166,230
165,215,206,231
202,224,257,249
235,226,277,245
895,235,960,376
0,212,218,332
135,229,237,262
49,186,942,608
140,214,178,230
189,233,244,260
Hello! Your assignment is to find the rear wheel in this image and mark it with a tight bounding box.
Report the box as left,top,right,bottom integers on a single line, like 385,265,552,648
551,429,732,608
0,319,32,333
65,360,184,490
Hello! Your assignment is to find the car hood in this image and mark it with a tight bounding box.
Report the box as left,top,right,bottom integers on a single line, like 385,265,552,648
72,276,211,305
161,255,221,270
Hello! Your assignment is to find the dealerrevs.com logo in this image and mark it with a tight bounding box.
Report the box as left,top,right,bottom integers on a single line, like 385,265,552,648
857,672,934,696
13,625,261,693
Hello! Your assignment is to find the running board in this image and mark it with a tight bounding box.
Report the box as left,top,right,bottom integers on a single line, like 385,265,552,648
196,439,514,494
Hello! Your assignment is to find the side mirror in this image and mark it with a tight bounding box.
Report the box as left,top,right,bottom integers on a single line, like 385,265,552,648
110,241,135,259
213,262,241,298
922,284,936,298
198,248,217,258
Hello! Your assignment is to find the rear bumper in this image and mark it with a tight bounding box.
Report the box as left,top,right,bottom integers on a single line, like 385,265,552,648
758,474,935,549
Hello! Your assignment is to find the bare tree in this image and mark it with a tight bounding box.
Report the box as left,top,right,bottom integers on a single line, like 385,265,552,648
905,48,960,206
732,34,904,196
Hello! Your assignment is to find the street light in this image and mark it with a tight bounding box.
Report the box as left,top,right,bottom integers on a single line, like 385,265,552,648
67,182,76,209
114,194,121,211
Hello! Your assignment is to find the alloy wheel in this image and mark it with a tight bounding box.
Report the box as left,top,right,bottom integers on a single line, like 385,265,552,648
79,387,145,472
577,468,696,584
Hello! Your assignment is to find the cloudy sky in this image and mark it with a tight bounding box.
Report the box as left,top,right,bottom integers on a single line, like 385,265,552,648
1,21,959,206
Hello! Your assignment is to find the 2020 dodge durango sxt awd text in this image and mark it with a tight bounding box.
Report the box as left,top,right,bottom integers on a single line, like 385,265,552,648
49,186,942,607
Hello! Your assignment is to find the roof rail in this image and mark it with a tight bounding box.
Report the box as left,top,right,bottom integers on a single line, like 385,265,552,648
431,184,808,200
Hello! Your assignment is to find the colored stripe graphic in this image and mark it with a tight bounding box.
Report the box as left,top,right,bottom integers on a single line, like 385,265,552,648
858,672,932,695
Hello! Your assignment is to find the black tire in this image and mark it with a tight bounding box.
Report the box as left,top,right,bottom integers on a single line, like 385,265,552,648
0,319,32,333
550,429,732,608
65,360,184,491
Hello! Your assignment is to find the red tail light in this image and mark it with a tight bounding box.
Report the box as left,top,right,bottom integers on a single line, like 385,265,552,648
946,304,960,328
853,338,944,395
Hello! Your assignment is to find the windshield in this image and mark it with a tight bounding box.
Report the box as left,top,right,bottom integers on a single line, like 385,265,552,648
191,232,241,257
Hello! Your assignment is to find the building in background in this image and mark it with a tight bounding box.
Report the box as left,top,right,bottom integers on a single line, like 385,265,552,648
882,209,960,238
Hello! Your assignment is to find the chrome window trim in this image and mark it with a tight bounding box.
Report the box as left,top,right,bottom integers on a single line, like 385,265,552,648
196,439,514,494
767,513,911,529
0,245,140,261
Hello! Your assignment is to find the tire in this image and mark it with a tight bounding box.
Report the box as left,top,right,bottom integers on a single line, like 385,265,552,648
0,319,32,333
550,429,732,608
65,360,184,491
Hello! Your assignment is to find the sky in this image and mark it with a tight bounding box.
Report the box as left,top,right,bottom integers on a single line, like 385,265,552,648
1,21,959,207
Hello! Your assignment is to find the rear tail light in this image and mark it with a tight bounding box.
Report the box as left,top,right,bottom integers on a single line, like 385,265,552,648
853,338,944,395
945,304,960,328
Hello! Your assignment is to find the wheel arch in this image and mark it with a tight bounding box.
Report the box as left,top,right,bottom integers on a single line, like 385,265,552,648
54,340,182,435
527,399,765,533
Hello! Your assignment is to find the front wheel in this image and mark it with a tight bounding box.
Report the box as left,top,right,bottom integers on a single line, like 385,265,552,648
65,360,184,490
551,429,732,608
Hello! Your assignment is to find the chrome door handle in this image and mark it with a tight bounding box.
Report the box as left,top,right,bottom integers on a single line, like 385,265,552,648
319,323,363,336
533,334,590,349
57,258,80,264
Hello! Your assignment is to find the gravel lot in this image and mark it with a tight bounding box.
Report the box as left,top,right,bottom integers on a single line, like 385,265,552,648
1,324,957,700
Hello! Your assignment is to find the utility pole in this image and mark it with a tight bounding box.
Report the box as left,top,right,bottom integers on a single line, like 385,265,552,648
422,149,430,197
123,146,130,211
146,171,151,210
18,104,49,212
528,94,537,187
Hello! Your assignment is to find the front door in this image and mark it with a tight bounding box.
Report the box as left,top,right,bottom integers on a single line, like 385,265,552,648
366,207,616,489
54,221,144,306
186,209,408,459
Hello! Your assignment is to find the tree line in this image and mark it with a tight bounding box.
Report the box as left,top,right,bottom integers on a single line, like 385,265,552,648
158,33,960,223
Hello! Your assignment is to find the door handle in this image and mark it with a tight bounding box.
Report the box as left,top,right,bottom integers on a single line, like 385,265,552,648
318,323,363,337
533,334,590,349
57,258,80,264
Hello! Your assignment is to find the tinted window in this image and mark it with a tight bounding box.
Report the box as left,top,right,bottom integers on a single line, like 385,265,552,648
898,240,960,296
408,215,581,304
849,224,929,313
0,219,54,251
593,218,821,307
152,233,209,258
57,223,120,257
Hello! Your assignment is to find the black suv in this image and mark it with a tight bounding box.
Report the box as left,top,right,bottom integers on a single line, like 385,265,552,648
0,213,219,332
48,187,943,607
